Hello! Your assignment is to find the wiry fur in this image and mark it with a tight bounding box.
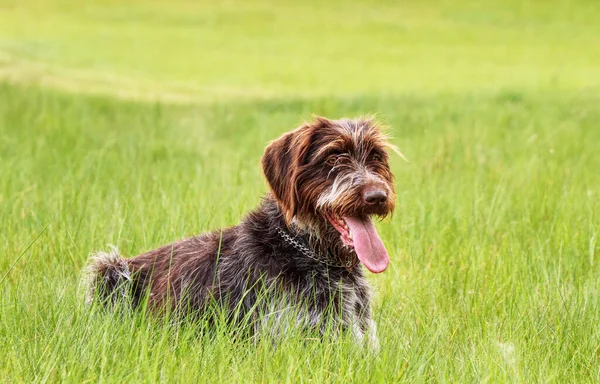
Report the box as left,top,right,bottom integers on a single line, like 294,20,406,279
83,116,396,348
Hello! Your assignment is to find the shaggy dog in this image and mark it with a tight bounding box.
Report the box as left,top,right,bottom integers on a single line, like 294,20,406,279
83,116,397,348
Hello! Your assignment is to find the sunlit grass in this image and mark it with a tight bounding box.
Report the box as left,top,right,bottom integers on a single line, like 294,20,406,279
0,0,599,100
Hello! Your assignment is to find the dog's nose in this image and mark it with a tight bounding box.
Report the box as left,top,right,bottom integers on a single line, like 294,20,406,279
363,188,387,206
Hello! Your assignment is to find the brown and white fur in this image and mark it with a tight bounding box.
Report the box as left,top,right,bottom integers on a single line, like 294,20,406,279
83,116,397,348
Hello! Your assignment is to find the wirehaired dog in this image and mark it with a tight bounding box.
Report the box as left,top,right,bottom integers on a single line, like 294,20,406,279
83,116,397,348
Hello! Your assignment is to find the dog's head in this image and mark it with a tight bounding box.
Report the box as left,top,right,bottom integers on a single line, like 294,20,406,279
262,116,396,273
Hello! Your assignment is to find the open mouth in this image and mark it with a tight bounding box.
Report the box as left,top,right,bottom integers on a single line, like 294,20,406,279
327,214,390,274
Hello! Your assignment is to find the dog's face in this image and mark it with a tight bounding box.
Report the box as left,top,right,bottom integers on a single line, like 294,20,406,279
262,117,396,273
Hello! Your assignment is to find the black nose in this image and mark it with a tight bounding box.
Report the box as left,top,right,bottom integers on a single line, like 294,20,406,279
363,189,387,206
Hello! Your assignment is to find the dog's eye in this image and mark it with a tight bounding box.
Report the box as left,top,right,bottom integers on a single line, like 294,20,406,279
326,155,338,166
370,153,382,162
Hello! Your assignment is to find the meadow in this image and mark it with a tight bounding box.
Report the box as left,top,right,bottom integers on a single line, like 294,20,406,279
1,0,600,382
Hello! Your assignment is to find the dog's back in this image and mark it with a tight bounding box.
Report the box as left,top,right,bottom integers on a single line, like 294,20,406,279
84,231,227,312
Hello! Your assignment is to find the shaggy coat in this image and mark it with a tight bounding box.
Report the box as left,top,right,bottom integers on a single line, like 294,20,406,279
84,116,397,348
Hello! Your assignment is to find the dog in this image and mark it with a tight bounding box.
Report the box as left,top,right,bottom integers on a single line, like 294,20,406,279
83,116,396,348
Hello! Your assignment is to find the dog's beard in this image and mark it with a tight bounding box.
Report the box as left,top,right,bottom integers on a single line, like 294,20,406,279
312,173,392,273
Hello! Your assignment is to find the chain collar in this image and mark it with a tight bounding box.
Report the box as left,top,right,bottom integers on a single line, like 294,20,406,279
276,226,360,271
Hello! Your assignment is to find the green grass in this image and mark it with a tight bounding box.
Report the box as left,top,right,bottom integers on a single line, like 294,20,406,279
1,0,600,382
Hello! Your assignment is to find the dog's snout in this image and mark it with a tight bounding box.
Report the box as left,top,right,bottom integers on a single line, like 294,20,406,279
363,187,387,206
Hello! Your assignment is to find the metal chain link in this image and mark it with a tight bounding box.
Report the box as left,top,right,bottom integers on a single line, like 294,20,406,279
276,227,359,270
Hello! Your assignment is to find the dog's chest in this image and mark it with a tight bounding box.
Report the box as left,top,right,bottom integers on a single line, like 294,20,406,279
256,271,370,340
295,269,370,329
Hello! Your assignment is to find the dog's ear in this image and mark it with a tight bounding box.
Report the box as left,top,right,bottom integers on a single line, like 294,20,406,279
261,126,312,223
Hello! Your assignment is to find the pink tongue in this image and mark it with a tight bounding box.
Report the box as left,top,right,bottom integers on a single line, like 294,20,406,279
343,216,390,273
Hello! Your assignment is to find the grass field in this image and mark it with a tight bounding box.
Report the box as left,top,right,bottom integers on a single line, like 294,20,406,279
1,0,600,382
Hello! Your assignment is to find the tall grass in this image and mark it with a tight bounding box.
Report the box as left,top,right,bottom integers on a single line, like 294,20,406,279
1,83,599,381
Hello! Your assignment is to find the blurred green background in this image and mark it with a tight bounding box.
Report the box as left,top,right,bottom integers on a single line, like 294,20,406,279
1,0,599,99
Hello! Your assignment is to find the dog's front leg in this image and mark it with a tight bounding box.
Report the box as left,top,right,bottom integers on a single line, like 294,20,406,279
364,317,380,351
353,303,380,352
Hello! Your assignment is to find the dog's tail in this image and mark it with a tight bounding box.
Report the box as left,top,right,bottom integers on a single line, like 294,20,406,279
81,245,133,306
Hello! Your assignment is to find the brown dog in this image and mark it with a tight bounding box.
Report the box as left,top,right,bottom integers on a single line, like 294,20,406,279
83,116,396,348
